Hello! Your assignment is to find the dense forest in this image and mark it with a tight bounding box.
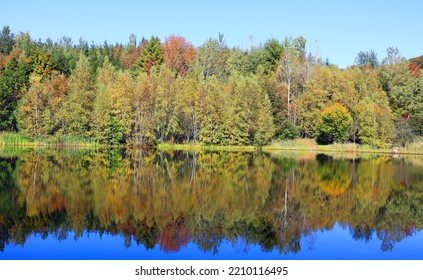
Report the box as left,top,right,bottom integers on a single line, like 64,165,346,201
0,26,422,147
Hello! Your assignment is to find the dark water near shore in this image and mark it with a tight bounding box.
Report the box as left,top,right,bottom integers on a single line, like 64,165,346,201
1,148,423,259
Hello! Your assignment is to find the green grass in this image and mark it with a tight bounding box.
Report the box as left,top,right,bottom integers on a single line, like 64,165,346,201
157,142,256,152
0,132,31,146
265,138,423,155
2,132,423,155
405,137,423,153
0,132,100,148
156,139,423,155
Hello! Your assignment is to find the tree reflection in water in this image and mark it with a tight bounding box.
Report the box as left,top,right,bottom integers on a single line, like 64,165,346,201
0,148,423,255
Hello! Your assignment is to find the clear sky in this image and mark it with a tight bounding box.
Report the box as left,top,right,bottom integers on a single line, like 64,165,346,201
1,0,422,68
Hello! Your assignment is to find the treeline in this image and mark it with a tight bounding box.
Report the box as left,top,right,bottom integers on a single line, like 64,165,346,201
1,26,422,147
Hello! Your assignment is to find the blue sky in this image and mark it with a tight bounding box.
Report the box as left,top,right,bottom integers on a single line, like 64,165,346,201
1,0,422,68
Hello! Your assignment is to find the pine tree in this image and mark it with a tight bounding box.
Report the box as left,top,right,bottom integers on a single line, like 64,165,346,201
138,36,163,74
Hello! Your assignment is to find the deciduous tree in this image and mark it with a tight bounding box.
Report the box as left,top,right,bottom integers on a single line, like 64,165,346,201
316,103,352,144
196,34,230,81
163,35,196,77
57,54,94,137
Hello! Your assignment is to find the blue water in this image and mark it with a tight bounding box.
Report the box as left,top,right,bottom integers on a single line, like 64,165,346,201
2,223,422,260
2,150,423,260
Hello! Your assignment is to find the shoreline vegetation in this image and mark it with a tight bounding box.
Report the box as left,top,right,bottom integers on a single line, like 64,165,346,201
1,27,423,154
2,132,422,155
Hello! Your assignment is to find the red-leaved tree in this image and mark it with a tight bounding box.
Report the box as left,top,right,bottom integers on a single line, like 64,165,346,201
163,35,196,77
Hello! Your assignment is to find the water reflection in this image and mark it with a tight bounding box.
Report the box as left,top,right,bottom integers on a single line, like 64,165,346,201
0,148,423,257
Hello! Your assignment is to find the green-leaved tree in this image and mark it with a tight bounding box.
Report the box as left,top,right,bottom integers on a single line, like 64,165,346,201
317,103,352,144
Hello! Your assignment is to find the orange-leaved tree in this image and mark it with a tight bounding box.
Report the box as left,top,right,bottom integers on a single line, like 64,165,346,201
163,35,196,77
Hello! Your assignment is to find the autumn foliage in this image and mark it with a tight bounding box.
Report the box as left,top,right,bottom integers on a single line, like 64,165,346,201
163,35,196,77
1,149,423,253
316,103,352,144
1,26,423,147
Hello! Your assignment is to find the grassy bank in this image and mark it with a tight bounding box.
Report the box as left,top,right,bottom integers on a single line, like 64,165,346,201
157,143,256,152
158,138,423,155
266,138,423,155
2,132,422,155
0,132,100,148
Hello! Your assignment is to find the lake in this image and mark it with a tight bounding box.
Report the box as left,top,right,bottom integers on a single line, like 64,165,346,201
1,148,422,259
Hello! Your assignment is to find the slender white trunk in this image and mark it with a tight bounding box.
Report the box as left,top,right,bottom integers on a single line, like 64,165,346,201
287,77,291,117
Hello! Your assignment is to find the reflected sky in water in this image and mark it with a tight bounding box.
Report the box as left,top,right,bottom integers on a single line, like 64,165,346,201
1,148,423,259
3,223,423,260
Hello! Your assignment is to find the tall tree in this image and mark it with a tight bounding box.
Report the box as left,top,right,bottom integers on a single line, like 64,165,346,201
226,47,268,76
57,54,94,137
0,26,15,55
410,76,423,135
355,96,393,147
263,38,284,73
17,74,68,137
296,65,335,138
175,75,201,142
222,76,251,145
105,71,134,145
355,50,379,68
119,34,141,71
197,77,226,144
28,49,56,80
138,36,163,74
379,48,421,139
154,66,180,142
278,37,306,119
42,74,68,134
0,50,31,131
163,35,196,77
132,72,158,146
15,32,36,57
16,75,44,137
92,57,117,143
196,34,230,81
254,93,275,146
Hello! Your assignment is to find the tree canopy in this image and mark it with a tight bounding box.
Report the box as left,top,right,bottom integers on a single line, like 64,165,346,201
1,26,422,147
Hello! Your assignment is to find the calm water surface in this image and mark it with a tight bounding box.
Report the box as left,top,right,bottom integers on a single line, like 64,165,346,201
0,148,422,259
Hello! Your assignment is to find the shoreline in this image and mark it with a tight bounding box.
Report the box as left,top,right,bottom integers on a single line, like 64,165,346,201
157,143,423,156
2,132,422,155
1,142,422,156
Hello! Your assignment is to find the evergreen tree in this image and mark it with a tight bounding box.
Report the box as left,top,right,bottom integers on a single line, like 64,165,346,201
138,36,163,74
0,26,15,55
0,53,30,131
